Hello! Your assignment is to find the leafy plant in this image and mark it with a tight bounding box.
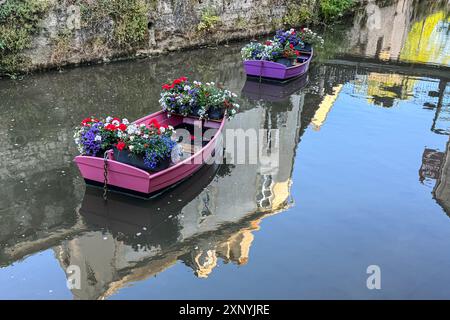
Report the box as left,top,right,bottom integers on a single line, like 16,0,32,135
0,0,50,74
283,2,316,26
319,0,354,22
197,8,221,32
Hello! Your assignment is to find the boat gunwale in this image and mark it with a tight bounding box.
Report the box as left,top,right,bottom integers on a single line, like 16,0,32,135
243,48,313,70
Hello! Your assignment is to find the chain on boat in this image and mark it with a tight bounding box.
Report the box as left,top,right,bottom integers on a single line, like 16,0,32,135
103,152,108,201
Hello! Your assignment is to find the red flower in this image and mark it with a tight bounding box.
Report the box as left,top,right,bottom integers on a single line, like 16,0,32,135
295,50,300,56
118,123,127,131
105,124,116,131
289,43,294,49
81,117,92,126
173,79,182,85
149,118,161,129
162,84,171,90
116,141,126,151
179,76,187,81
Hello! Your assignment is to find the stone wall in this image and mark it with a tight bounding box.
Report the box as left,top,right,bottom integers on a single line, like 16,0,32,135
18,0,318,72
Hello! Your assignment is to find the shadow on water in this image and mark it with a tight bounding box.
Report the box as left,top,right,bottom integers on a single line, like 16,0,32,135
0,0,450,299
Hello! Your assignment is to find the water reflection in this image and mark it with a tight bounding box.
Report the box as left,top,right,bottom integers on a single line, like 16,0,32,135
0,0,450,299
241,74,309,102
347,0,450,66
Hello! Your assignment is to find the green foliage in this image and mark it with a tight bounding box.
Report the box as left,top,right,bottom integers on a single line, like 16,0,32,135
109,0,149,48
197,8,221,32
283,2,316,26
50,29,74,64
78,0,149,49
0,0,50,74
319,0,354,22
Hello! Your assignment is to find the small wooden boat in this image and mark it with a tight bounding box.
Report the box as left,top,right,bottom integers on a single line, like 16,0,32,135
243,48,313,82
74,111,225,199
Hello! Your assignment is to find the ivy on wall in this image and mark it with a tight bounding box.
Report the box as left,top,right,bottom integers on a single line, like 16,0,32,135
0,0,50,75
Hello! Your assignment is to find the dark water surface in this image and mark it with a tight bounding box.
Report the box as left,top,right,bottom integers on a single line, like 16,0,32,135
0,0,449,299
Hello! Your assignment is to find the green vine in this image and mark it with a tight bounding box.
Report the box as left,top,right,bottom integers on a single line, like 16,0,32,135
0,0,50,75
78,0,150,49
197,8,221,33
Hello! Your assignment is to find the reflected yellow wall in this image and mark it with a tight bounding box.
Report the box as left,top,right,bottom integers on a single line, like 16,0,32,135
400,11,450,66
366,73,416,106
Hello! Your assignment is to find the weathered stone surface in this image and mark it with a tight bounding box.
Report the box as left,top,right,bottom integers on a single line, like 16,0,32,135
21,0,317,71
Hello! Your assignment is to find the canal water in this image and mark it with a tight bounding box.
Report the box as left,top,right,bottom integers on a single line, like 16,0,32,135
0,0,449,299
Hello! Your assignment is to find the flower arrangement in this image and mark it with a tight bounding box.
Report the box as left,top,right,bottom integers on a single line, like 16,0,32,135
113,118,177,171
159,77,239,120
74,116,179,172
298,28,324,47
241,28,322,63
74,116,125,156
241,28,302,64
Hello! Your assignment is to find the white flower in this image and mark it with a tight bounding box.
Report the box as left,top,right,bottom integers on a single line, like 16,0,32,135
129,145,134,151
74,138,80,144
122,118,129,125
117,131,123,138
140,123,146,128
127,124,138,135
168,125,174,130
106,116,112,123
112,119,120,126
129,136,135,141
160,127,166,133
94,135,102,142
143,134,149,139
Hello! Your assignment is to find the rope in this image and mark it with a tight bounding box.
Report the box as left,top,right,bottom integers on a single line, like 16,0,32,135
103,152,108,201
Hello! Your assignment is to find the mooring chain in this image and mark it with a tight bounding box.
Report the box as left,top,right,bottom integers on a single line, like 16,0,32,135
103,152,108,201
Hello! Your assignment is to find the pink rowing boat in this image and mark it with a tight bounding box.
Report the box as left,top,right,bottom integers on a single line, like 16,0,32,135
74,111,225,199
243,48,313,81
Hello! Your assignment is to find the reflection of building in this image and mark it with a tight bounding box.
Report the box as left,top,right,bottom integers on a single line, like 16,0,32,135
365,73,416,107
348,1,449,66
348,0,414,61
419,148,445,184
434,138,450,216
53,90,308,299
400,11,450,66
311,84,342,130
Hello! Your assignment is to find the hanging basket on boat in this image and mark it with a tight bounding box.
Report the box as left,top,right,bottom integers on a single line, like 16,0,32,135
207,106,225,120
275,58,294,67
113,148,171,172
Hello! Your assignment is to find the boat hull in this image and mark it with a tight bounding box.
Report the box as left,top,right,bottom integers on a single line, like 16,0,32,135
243,49,313,81
74,111,225,199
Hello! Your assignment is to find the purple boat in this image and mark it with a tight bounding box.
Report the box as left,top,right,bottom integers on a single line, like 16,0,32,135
243,48,313,81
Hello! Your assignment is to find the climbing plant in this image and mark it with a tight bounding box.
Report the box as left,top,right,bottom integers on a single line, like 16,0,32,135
197,8,221,32
0,0,50,75
319,0,355,22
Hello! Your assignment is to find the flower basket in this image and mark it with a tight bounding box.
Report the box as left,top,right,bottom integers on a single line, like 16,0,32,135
191,105,202,117
159,77,239,121
275,58,294,67
207,106,225,120
297,43,312,52
113,148,171,172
